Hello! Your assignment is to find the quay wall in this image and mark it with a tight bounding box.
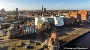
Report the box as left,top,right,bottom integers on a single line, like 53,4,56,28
60,28,90,47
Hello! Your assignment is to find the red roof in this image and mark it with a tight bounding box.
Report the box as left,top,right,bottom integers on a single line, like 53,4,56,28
78,10,87,14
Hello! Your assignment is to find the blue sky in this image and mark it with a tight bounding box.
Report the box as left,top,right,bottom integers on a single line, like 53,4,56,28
0,0,90,11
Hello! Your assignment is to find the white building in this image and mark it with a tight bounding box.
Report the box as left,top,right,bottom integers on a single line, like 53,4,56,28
35,16,65,27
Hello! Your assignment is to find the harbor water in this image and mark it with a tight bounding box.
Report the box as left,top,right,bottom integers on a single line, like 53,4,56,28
64,33,90,49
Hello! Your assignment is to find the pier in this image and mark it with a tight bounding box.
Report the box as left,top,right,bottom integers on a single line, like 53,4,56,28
57,25,90,49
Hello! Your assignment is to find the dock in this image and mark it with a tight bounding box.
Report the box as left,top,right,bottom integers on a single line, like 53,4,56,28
56,25,90,49
60,28,90,43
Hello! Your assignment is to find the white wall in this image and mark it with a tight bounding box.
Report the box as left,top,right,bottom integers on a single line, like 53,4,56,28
35,17,41,25
41,17,48,22
54,17,64,26
35,16,65,26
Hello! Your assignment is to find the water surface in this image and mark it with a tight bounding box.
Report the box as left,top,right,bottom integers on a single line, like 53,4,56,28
65,33,90,49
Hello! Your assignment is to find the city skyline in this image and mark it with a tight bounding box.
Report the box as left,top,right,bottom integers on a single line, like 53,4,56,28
0,0,90,11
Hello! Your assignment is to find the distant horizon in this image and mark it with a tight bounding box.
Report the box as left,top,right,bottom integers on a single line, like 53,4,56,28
5,9,90,11
1,0,90,11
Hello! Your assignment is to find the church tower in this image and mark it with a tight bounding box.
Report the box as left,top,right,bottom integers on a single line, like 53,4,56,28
42,5,43,12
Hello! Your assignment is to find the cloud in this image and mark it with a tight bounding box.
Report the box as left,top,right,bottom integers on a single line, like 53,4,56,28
60,3,63,4
55,4,60,6
55,3,63,6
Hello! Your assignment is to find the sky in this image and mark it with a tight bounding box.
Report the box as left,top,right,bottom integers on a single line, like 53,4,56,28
0,0,90,11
